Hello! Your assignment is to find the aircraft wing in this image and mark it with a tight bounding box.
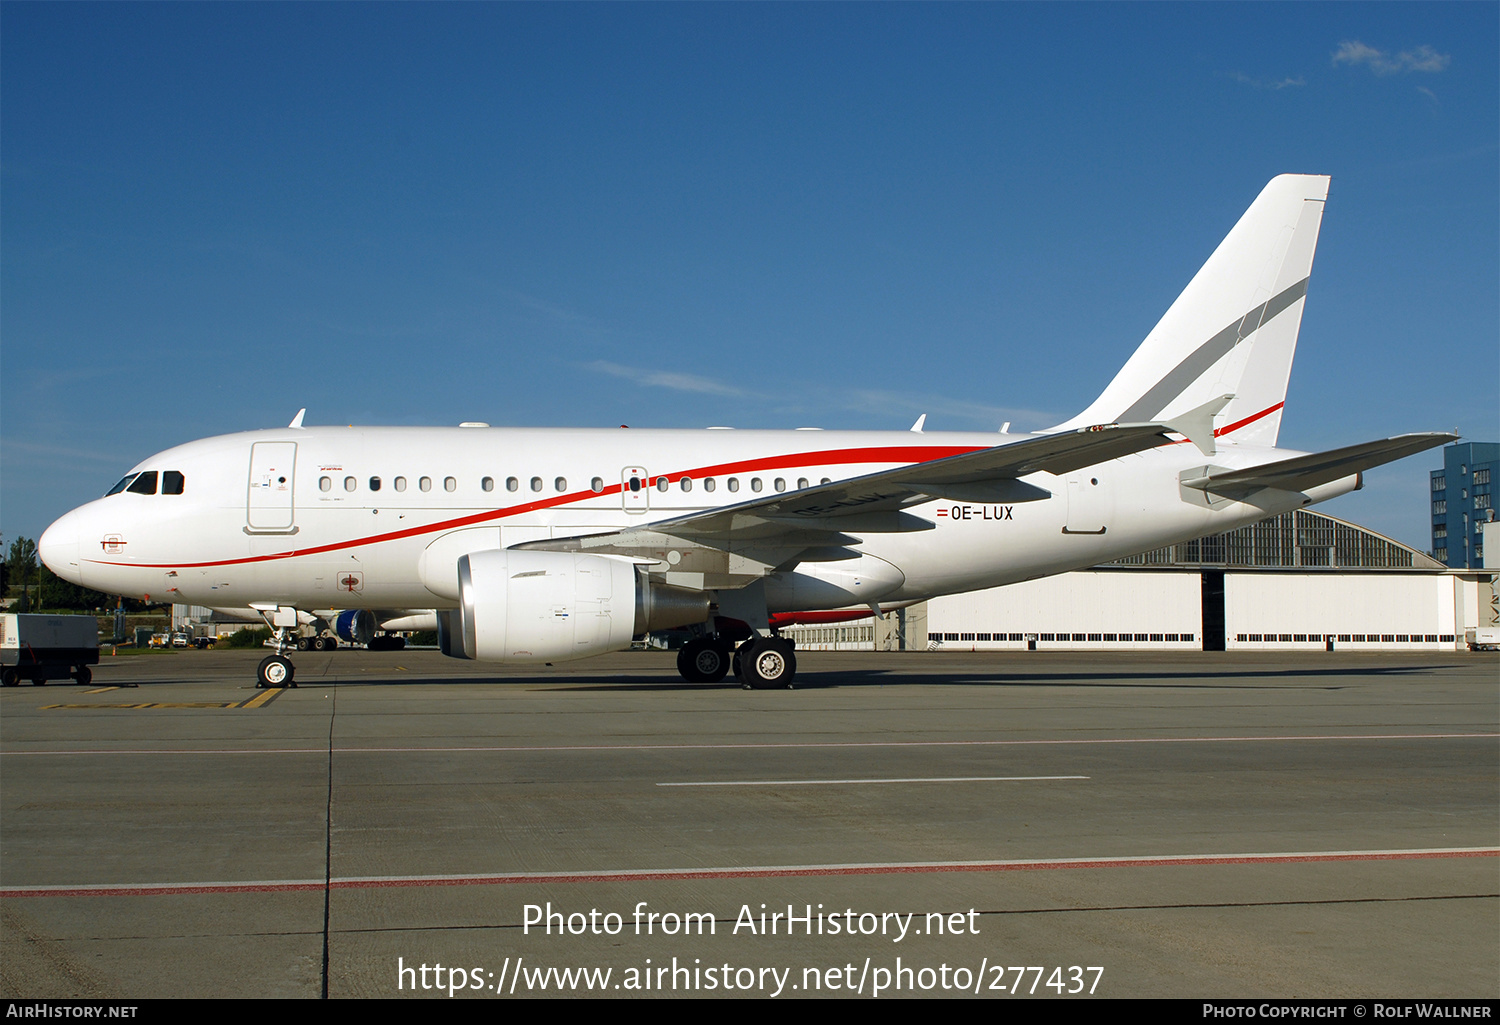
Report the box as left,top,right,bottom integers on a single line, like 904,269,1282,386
518,424,1179,582
652,421,1177,536
1180,433,1456,499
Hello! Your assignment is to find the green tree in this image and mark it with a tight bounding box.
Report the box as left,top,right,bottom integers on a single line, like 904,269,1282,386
6,537,38,611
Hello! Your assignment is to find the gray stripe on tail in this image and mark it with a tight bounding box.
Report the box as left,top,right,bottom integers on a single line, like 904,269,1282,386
1117,276,1308,424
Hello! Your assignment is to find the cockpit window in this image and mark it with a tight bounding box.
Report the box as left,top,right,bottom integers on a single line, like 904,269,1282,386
126,471,158,495
162,471,185,495
106,473,140,496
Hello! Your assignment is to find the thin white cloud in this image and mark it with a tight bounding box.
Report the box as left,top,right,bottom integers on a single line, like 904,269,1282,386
1229,71,1305,90
583,360,754,398
835,389,1060,432
1333,40,1451,75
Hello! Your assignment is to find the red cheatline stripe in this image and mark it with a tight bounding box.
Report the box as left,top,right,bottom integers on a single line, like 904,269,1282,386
1164,401,1284,446
5,731,1494,757
1215,401,1284,438
4,847,1494,898
85,444,982,571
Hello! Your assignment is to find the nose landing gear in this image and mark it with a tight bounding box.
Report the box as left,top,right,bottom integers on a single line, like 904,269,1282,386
256,653,295,689
251,608,301,688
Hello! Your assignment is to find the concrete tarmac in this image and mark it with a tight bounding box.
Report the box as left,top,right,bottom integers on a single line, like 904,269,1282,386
1,646,1495,999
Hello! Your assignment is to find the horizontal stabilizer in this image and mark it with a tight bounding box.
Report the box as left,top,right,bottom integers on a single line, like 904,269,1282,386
1181,433,1456,498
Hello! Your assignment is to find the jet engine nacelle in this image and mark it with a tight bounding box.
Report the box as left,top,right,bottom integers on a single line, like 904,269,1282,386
450,549,711,664
334,609,376,645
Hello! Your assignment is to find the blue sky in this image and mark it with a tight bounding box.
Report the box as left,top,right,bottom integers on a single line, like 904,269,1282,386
3,2,1496,551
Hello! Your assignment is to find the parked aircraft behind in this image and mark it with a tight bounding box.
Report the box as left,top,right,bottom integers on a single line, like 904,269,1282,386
38,175,1452,690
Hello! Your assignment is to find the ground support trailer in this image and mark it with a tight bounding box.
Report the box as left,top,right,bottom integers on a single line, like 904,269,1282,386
1,614,100,686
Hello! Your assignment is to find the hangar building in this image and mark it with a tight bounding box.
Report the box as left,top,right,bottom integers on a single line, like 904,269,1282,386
782,509,1497,653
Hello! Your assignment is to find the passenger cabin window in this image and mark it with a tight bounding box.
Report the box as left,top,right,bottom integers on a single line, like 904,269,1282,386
657,477,669,492
797,478,809,489
680,477,693,492
319,476,332,492
106,473,140,496
444,477,456,492
704,478,716,492
369,477,382,492
162,471,185,495
482,477,494,492
774,478,786,492
591,477,604,493
531,477,543,492
750,478,763,493
394,477,407,492
555,477,567,492
127,471,158,495
420,477,432,492
507,477,519,492
728,478,739,492
344,477,356,492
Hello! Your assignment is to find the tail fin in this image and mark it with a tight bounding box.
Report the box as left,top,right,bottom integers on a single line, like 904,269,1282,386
1053,174,1329,447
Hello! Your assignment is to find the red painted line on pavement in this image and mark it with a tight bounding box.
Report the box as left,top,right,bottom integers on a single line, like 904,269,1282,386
5,848,1494,899
5,731,1494,757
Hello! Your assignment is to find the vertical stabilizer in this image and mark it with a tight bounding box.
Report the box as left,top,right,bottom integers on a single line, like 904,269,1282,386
1053,174,1329,447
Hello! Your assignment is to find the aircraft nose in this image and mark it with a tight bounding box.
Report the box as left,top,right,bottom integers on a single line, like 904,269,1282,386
38,511,83,585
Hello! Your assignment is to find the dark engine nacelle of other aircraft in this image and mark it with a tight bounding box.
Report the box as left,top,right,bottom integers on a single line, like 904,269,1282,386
334,609,377,646
440,549,710,664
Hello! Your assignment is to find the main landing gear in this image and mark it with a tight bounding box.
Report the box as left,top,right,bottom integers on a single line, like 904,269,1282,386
675,634,797,689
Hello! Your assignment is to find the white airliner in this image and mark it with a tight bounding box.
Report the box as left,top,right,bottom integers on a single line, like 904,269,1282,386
38,175,1451,690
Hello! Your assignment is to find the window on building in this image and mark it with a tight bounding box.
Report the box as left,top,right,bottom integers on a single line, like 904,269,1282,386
1433,476,1446,491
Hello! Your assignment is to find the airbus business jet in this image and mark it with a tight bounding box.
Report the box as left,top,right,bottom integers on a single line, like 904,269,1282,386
38,175,1452,690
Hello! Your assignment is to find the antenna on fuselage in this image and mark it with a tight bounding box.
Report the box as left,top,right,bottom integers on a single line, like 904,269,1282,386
288,409,306,429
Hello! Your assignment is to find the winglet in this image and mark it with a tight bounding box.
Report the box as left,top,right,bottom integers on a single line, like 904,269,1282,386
910,414,927,433
1162,394,1233,456
288,408,307,429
